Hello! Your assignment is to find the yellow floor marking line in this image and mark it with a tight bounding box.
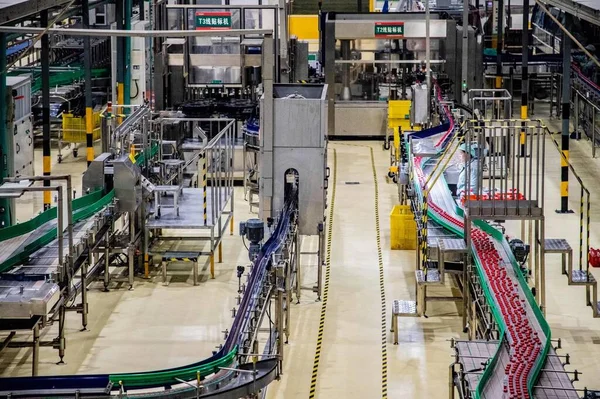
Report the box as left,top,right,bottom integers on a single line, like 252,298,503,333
308,148,337,398
319,143,388,398
369,145,389,399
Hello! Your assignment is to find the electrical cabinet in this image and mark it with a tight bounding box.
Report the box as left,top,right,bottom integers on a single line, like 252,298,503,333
6,76,34,178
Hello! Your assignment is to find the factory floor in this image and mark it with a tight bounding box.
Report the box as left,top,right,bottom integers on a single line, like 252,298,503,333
2,122,600,397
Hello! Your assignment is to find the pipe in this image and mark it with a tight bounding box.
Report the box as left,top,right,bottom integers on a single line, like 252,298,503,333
42,10,51,210
0,26,273,37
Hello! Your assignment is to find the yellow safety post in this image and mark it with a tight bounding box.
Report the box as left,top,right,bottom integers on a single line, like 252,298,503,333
218,242,223,263
144,253,149,279
230,215,234,235
210,254,215,279
117,83,124,125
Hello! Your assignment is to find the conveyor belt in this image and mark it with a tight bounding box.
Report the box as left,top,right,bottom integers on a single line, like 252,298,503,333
0,186,298,398
413,154,576,398
0,191,114,319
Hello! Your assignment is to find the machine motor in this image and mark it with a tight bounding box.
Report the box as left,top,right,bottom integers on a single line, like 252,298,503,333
240,218,265,261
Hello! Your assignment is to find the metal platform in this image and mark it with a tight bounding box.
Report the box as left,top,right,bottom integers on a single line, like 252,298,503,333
545,239,572,253
465,200,543,219
146,187,232,229
416,269,441,285
452,340,579,399
570,269,596,285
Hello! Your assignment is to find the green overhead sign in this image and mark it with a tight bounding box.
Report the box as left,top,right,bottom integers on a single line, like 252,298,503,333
195,12,232,30
374,22,405,38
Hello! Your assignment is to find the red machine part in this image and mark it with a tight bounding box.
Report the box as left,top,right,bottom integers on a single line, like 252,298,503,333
590,248,600,268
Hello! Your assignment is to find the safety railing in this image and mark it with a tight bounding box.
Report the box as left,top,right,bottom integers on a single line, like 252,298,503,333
572,88,600,158
463,119,546,219
205,119,235,227
468,89,513,120
547,127,592,282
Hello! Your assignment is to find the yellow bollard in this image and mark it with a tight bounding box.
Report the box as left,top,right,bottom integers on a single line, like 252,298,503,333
210,254,215,279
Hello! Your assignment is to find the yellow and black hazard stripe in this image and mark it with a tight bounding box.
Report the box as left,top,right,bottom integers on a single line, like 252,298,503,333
561,113,570,212
309,149,336,398
202,152,208,225
369,146,389,398
163,257,198,263
297,80,308,84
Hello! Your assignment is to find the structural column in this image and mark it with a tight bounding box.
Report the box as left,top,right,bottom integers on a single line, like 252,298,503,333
496,0,504,90
116,0,124,114
124,0,132,113
520,0,529,157
461,0,469,104
83,0,94,165
41,10,51,210
0,33,11,226
559,35,572,213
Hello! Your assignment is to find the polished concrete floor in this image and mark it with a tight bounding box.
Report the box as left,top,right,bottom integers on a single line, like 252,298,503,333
2,127,600,398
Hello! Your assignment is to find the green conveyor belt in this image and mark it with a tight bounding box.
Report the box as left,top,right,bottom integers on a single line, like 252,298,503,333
413,155,551,398
0,189,114,273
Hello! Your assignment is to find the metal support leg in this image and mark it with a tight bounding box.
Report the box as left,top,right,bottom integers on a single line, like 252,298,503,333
296,233,301,303
103,231,110,291
317,224,325,300
449,364,455,399
540,219,546,315
128,246,135,290
392,314,398,345
275,269,284,371
465,216,472,334
218,242,223,263
32,322,39,376
162,261,167,285
57,304,66,364
462,254,468,333
193,261,198,286
128,212,135,290
81,255,89,330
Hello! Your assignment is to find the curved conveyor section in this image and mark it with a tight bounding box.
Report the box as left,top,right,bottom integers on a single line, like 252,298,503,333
0,189,298,398
414,157,549,398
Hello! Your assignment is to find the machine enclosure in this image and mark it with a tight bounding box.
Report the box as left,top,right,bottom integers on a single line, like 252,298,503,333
260,84,328,235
